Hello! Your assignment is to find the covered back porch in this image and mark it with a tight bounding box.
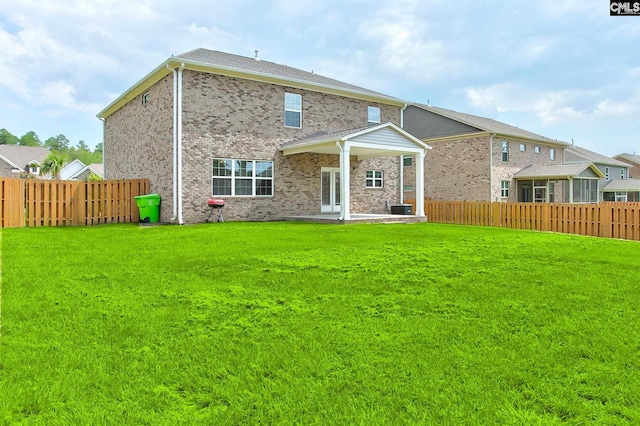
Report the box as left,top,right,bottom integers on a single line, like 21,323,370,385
279,123,431,221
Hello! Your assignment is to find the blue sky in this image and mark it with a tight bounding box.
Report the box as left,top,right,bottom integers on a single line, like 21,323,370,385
1,0,638,156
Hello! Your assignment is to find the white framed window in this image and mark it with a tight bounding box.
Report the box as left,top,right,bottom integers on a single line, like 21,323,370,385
621,169,625,180
501,180,510,198
550,148,555,160
605,167,609,181
367,106,381,125
28,164,40,175
501,141,509,162
142,92,149,106
366,170,383,188
403,155,413,167
534,146,541,154
284,93,302,128
212,158,273,197
519,143,526,152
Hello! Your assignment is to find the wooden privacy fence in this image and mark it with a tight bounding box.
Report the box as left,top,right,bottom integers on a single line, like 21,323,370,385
404,199,640,241
1,178,150,228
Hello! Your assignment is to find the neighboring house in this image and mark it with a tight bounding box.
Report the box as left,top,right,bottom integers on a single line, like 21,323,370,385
60,159,104,180
613,153,640,178
0,145,50,178
565,144,630,183
98,49,430,223
401,104,598,203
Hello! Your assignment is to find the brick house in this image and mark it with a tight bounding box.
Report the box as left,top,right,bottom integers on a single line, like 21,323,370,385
613,153,640,178
0,145,50,178
98,49,429,223
402,104,605,203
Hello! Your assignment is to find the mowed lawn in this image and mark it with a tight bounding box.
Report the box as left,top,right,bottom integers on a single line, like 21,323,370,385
1,222,639,424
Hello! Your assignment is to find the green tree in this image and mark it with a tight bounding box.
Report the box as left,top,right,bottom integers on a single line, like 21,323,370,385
19,131,42,146
44,134,70,151
0,128,20,145
94,142,103,153
40,152,65,179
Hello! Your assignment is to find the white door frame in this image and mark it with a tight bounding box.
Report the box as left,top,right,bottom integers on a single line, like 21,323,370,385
320,167,341,213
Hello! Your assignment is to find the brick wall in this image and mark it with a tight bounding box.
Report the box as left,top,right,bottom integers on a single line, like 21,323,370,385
104,75,175,221
104,69,402,223
0,161,15,177
421,136,491,201
492,138,562,201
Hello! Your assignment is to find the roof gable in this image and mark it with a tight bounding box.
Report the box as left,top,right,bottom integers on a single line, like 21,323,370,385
280,122,431,159
98,49,405,119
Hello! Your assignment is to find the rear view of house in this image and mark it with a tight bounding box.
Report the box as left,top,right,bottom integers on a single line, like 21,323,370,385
98,49,429,223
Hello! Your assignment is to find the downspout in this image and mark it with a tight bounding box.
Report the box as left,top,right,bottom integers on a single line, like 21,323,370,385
177,63,185,224
399,104,408,204
99,117,105,178
489,133,496,201
167,64,178,222
336,141,344,220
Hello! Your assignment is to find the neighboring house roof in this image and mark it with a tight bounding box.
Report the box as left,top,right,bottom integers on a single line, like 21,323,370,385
601,179,640,191
59,159,87,180
280,122,431,158
88,163,104,177
613,153,640,166
60,159,104,179
514,162,605,179
565,145,629,167
98,48,406,119
412,104,568,145
0,145,50,171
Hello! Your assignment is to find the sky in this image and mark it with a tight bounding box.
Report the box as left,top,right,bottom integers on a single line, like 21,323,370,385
1,0,639,157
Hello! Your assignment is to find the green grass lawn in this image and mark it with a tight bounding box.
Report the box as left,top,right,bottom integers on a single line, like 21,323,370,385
1,222,639,424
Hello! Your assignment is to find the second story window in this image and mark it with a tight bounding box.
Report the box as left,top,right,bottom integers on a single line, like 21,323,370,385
284,93,302,128
142,92,149,106
550,148,555,160
501,141,509,162
605,167,610,181
367,106,381,125
621,169,625,180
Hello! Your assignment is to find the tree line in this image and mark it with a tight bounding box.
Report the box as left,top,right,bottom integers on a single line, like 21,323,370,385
0,128,103,166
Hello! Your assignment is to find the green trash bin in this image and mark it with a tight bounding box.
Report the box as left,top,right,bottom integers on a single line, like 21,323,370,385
134,194,161,223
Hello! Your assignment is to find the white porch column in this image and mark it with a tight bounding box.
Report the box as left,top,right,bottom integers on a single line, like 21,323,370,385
415,150,426,217
341,142,351,220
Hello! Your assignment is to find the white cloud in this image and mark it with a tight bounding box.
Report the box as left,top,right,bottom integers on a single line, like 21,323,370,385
464,68,640,127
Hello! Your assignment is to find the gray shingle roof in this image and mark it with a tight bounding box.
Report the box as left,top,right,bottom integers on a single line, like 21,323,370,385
601,179,640,191
0,145,50,169
613,153,640,166
514,162,599,179
176,49,398,101
565,145,629,167
414,104,566,144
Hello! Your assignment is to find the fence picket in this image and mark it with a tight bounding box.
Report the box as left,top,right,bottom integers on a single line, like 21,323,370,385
404,198,639,242
0,178,149,228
